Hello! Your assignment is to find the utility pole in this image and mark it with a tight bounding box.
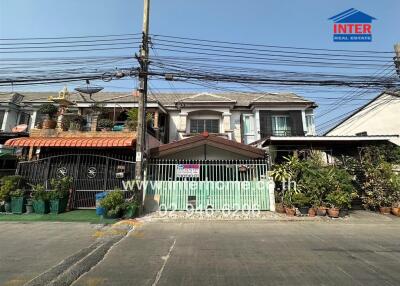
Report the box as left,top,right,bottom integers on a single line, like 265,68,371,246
394,43,400,78
135,0,150,200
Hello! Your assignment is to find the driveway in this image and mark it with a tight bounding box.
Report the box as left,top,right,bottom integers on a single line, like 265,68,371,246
75,215,400,286
0,222,96,286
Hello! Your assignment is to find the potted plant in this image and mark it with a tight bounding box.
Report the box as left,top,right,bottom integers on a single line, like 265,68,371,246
292,192,311,215
390,173,400,216
308,206,317,217
0,175,24,213
49,177,72,214
26,198,33,214
38,103,58,129
10,189,26,214
99,189,125,218
282,189,296,216
122,201,139,218
31,184,50,214
69,115,87,131
97,118,114,131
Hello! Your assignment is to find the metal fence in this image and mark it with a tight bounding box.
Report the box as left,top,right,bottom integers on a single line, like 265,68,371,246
145,159,270,211
147,159,269,182
17,154,136,208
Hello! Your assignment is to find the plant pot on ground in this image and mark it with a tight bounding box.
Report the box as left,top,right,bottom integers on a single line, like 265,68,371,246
339,207,349,217
285,206,296,216
123,202,139,219
316,206,327,216
308,207,317,217
391,207,400,216
327,207,340,218
292,192,311,215
31,184,50,214
10,189,26,214
38,103,58,129
49,177,72,214
275,202,285,214
379,206,391,215
0,175,25,213
25,199,33,214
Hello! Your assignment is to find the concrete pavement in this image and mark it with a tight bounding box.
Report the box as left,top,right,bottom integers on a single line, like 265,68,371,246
0,222,96,286
74,214,400,286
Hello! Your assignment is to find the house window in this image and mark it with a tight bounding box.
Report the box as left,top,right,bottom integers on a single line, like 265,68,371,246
272,115,291,136
305,114,314,135
190,119,219,134
0,111,5,130
243,115,255,144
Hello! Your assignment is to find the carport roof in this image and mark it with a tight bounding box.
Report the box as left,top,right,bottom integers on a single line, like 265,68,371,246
150,133,265,159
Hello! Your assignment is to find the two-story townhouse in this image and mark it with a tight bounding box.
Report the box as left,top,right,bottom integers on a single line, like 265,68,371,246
152,92,316,144
0,89,319,211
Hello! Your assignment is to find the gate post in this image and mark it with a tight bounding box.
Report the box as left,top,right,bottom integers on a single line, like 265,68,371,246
268,177,276,212
103,157,110,191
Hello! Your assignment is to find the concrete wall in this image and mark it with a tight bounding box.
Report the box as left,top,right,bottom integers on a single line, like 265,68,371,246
327,93,400,145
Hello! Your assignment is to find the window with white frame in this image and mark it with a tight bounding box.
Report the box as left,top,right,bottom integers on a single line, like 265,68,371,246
190,119,219,133
272,115,291,136
243,115,255,143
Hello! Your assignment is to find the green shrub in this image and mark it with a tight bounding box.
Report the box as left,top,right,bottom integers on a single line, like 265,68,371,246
31,184,49,201
291,192,311,208
49,177,73,199
38,103,58,117
326,190,356,209
100,189,125,216
0,175,24,202
97,118,114,129
10,189,25,198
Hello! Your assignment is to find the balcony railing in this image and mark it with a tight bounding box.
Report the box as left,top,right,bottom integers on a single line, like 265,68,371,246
260,129,305,138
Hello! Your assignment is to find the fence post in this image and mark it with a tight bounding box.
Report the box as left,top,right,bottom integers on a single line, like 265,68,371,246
268,176,275,212
72,155,81,190
103,157,110,191
44,157,51,189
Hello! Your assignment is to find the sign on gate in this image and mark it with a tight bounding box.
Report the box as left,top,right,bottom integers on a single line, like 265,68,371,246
176,164,200,178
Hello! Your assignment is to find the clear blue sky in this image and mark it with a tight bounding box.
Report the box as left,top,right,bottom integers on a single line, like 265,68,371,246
1,0,399,133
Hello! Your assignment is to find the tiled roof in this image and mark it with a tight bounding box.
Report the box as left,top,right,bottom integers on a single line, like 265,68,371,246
5,136,136,148
4,91,314,108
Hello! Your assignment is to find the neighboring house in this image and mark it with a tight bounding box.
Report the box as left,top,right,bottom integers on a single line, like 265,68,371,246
0,90,317,145
325,90,400,146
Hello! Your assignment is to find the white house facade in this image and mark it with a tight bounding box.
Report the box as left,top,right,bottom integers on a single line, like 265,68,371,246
326,91,400,146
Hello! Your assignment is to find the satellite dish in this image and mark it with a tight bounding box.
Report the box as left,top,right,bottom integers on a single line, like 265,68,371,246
12,124,28,133
74,80,103,100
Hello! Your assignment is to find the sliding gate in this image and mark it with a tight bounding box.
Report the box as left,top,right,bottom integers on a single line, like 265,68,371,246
17,154,135,208
145,159,270,211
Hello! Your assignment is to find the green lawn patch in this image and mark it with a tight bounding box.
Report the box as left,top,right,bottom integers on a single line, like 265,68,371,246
0,210,116,224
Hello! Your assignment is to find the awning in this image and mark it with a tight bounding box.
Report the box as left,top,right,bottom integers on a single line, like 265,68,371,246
4,137,136,148
150,133,265,159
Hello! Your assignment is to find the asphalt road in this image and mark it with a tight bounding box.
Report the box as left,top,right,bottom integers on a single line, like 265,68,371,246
0,222,96,286
75,217,400,286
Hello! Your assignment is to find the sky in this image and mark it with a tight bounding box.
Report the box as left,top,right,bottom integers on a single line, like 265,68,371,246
0,0,399,133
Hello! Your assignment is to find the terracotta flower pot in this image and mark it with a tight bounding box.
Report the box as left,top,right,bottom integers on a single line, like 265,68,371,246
327,208,340,218
275,203,285,214
285,207,296,216
42,119,57,129
316,207,327,216
391,207,400,217
379,207,391,215
308,208,316,217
